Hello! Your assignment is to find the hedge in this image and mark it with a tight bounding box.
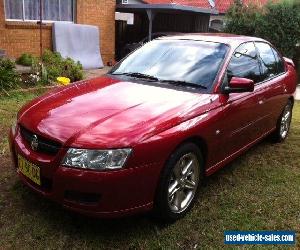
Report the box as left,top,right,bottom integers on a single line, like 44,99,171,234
224,0,300,72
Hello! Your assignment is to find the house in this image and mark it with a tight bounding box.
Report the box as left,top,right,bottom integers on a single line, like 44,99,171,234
0,0,116,65
3,0,265,65
115,0,217,59
138,0,269,31
144,0,221,31
120,0,268,36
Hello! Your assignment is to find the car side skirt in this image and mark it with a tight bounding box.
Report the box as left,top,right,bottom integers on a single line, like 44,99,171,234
205,127,276,176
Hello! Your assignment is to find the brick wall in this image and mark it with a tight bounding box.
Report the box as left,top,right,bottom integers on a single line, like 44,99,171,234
0,0,115,65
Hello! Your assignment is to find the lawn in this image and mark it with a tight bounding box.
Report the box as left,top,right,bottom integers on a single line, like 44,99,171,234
0,90,299,249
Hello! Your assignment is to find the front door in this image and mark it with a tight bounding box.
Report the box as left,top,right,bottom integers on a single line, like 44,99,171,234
218,42,266,158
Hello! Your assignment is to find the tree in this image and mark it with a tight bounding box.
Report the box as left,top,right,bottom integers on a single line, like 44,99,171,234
224,0,300,60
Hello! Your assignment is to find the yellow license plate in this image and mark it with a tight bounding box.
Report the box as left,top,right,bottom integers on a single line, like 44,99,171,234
18,155,41,185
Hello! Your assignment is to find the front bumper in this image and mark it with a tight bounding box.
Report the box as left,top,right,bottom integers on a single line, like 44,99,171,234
9,127,162,218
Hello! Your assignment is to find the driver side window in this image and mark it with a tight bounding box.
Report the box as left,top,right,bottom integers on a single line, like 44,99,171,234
227,42,262,83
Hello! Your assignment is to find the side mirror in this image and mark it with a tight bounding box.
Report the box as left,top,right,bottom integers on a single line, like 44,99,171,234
223,77,254,94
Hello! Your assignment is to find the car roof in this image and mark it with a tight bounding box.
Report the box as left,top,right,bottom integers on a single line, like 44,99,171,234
158,33,268,49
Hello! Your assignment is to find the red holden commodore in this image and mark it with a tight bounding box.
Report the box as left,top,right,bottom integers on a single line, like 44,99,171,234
9,34,297,221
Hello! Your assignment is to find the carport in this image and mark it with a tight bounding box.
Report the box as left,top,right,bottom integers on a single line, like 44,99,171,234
115,3,218,59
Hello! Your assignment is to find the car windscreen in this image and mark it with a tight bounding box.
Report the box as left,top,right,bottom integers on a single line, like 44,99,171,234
110,39,229,89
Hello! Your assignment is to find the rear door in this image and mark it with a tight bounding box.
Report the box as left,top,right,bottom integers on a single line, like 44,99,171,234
254,42,288,130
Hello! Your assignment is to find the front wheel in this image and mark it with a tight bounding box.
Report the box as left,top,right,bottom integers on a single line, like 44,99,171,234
153,143,203,222
271,100,293,143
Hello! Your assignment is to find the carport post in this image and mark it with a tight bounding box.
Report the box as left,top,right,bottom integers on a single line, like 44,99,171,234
146,9,156,41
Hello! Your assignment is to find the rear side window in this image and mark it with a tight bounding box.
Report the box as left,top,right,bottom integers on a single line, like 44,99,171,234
272,48,285,74
255,42,278,81
227,42,262,83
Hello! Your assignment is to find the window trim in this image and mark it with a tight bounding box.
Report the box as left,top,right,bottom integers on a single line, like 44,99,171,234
224,41,262,85
253,41,287,85
222,41,287,90
271,45,287,73
4,0,76,23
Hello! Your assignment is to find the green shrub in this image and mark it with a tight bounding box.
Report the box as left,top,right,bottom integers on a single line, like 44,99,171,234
62,58,84,82
16,53,36,66
0,58,21,92
224,1,262,37
41,50,83,83
224,0,300,60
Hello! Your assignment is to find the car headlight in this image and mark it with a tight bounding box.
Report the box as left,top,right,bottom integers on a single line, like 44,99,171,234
62,148,132,170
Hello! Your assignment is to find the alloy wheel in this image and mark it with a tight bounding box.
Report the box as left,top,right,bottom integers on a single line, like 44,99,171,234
167,153,200,213
280,105,292,139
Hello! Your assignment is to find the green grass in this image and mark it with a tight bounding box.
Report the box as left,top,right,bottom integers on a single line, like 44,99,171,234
0,91,299,249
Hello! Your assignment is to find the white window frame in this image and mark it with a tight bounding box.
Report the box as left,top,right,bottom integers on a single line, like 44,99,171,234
4,0,76,23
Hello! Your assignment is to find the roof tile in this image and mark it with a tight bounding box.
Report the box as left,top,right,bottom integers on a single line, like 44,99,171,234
144,0,212,9
216,0,270,13
143,0,270,13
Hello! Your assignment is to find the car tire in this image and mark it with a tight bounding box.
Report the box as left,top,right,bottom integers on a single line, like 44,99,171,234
271,100,293,143
153,143,204,222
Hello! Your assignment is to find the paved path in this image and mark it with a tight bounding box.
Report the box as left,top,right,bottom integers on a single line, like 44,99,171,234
83,67,111,80
296,85,300,101
15,65,112,79
15,64,32,74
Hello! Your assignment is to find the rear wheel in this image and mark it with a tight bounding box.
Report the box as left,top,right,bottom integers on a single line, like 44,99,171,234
271,100,293,142
154,143,203,222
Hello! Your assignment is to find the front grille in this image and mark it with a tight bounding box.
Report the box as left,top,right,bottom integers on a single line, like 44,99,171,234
20,126,62,155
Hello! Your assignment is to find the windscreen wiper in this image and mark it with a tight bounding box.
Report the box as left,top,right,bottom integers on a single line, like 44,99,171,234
160,80,207,90
111,72,159,81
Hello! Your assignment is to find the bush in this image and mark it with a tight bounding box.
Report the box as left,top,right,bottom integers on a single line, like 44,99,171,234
41,50,83,83
224,1,262,37
0,51,84,92
224,0,300,60
62,58,84,82
0,58,21,92
16,53,36,66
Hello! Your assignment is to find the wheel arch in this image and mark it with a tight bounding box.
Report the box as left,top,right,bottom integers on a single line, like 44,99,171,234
179,136,208,170
153,135,208,219
156,135,209,192
159,135,209,180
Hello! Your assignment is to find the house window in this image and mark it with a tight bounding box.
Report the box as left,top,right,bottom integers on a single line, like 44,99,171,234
4,0,75,22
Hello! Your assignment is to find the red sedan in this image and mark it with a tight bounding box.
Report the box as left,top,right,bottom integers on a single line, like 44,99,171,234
9,34,297,221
